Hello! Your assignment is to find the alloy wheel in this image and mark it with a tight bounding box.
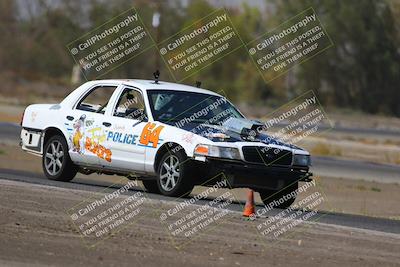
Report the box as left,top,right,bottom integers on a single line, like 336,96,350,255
159,155,180,191
45,140,64,176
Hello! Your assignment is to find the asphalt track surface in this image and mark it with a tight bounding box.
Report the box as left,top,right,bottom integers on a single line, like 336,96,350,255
0,167,399,235
311,156,400,184
271,122,400,139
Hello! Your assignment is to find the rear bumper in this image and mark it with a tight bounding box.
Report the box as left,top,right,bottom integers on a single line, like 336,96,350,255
20,127,43,155
200,158,312,191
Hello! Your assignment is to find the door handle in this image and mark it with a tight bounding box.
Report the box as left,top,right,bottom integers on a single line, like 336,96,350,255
66,116,74,121
102,122,112,127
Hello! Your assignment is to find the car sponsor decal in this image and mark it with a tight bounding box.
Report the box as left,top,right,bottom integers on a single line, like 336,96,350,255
71,115,86,153
68,115,113,162
106,130,163,148
64,122,74,132
107,131,138,145
31,112,38,123
85,137,112,162
66,117,164,162
139,122,164,148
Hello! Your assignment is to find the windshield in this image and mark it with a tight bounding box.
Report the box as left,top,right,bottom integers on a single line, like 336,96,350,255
147,90,244,126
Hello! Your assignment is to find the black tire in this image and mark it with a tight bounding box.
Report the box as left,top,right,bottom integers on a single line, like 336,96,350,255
42,135,78,182
156,149,194,197
259,182,298,209
142,179,160,194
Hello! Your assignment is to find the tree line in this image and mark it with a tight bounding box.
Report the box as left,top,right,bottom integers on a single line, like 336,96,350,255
0,0,399,116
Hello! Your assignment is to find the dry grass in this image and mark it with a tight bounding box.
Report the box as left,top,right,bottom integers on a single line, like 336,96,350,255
370,187,381,192
310,143,342,157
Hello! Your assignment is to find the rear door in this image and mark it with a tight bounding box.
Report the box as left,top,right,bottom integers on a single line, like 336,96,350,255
66,84,118,167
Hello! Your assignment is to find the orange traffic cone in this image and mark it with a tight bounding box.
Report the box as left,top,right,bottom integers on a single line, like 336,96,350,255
243,189,255,217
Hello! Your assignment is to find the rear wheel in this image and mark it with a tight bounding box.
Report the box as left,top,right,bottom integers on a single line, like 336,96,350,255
156,150,194,197
259,182,298,209
42,135,77,182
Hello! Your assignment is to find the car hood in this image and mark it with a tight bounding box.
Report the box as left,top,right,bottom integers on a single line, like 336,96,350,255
165,120,303,151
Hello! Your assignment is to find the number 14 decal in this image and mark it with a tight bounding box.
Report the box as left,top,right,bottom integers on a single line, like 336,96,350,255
139,122,164,148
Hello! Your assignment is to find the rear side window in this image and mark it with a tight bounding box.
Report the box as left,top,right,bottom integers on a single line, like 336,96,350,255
76,86,116,114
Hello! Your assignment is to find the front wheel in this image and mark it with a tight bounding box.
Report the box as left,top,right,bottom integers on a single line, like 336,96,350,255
156,150,194,197
142,180,160,194
259,182,298,209
42,135,78,182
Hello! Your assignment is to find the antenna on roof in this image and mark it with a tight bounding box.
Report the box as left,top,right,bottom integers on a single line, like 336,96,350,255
195,81,201,88
153,70,160,84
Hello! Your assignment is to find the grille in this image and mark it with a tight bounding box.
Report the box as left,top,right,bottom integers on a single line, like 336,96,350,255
242,146,293,166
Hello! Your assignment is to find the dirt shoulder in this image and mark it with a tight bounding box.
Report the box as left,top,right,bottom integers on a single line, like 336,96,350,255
0,179,399,267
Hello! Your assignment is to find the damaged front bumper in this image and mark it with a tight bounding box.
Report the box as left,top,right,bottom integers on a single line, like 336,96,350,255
196,158,313,192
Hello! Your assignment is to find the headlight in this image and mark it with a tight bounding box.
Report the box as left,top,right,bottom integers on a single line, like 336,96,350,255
293,154,311,166
194,144,241,160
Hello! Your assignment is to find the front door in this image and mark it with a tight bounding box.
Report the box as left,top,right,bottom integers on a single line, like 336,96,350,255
100,86,150,173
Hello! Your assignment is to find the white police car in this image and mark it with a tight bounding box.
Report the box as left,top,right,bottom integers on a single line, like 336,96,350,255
20,78,312,208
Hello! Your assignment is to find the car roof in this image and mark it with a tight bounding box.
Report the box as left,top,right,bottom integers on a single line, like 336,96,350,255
93,79,223,97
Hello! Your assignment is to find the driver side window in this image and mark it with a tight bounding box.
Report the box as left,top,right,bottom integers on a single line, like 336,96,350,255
113,88,147,121
76,85,116,114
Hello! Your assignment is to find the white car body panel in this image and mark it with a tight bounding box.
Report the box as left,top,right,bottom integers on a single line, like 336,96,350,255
20,79,310,178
